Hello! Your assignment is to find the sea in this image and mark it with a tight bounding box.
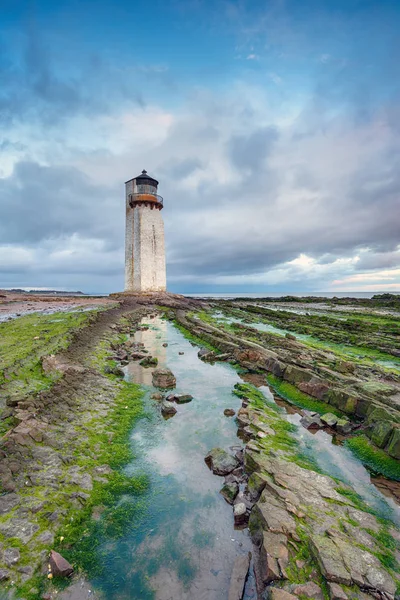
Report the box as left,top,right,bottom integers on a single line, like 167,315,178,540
183,292,399,299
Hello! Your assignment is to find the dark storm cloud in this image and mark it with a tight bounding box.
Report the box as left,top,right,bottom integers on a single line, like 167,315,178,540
0,161,122,244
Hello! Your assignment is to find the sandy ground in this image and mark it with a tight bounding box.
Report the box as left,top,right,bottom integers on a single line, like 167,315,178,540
0,291,115,322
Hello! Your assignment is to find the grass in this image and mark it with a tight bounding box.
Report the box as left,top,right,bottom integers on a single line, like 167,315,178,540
266,374,343,416
345,434,400,481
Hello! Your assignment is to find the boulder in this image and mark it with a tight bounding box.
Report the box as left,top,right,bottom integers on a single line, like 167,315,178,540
161,401,177,417
386,426,400,459
205,448,239,476
49,550,74,578
152,368,176,389
369,420,393,448
300,414,323,430
233,502,247,526
224,408,236,417
336,418,352,435
220,481,239,504
198,347,209,358
0,569,10,582
327,582,348,599
321,413,338,427
228,552,251,600
174,394,193,404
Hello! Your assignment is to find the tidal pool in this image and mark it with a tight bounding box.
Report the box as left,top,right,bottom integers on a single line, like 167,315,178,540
83,316,399,600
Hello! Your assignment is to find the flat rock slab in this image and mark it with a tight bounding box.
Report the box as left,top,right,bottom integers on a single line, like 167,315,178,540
228,553,251,600
205,448,240,476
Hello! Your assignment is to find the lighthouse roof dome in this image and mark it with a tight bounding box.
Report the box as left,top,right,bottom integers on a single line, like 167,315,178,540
135,169,159,186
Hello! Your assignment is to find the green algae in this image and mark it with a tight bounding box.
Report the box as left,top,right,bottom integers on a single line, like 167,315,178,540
345,434,400,481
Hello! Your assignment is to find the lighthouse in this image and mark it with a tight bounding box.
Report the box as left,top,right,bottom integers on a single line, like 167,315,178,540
124,170,166,292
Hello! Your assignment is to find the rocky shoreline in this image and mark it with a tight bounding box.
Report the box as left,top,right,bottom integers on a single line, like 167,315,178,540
0,293,399,599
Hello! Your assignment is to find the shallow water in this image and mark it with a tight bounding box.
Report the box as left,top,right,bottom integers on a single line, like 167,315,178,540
88,316,399,600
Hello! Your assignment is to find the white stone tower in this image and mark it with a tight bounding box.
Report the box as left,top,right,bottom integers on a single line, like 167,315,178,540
125,170,166,292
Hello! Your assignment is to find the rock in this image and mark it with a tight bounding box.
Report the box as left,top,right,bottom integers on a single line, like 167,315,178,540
298,380,330,400
49,550,74,578
139,356,158,367
292,582,324,599
220,482,239,504
224,409,236,417
151,392,164,400
309,535,352,585
161,401,177,417
233,502,247,526
247,472,268,501
300,414,323,430
386,427,400,459
198,348,209,358
174,394,193,404
320,413,339,427
228,552,251,600
327,582,349,599
162,343,168,347
131,352,148,360
259,530,288,584
3,547,20,566
0,569,10,581
269,591,297,600
152,368,176,389
205,448,240,476
369,420,393,448
336,418,352,435
178,351,184,355
264,357,286,378
0,493,20,515
336,361,355,374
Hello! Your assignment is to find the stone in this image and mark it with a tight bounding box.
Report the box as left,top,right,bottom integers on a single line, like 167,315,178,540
320,413,339,427
298,380,330,400
104,365,124,377
269,591,297,600
178,351,184,355
283,365,313,385
292,582,324,599
285,333,296,341
151,392,164,400
264,357,286,378
198,348,210,358
259,530,288,584
310,535,352,586
369,420,393,448
49,550,74,577
220,482,239,504
161,401,177,417
205,448,240,476
152,368,176,389
233,502,247,526
336,418,352,435
228,552,251,600
0,493,20,515
327,582,349,599
174,394,193,404
386,427,400,459
139,356,158,367
224,408,236,417
3,547,20,566
300,414,323,430
0,569,10,581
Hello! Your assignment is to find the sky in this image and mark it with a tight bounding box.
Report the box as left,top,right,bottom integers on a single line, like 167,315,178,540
0,0,400,294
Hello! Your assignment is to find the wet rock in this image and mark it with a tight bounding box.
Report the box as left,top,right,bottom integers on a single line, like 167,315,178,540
220,481,239,504
336,418,352,435
179,351,184,355
131,352,148,360
151,392,164,401
152,368,176,389
228,552,251,600
49,550,74,577
162,343,168,347
139,356,158,367
247,472,268,501
174,394,193,404
264,357,286,378
321,413,339,427
233,502,247,526
161,401,177,417
205,448,240,475
198,348,209,358
259,530,288,584
300,414,323,430
224,408,236,417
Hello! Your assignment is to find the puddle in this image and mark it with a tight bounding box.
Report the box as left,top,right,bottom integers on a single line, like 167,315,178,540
86,316,399,599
